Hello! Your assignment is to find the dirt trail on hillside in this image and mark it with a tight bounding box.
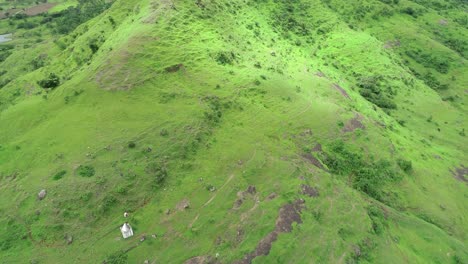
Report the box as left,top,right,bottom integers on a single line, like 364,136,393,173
235,199,305,264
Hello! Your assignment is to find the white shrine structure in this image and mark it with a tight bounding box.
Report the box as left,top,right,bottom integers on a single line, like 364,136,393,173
120,222,134,239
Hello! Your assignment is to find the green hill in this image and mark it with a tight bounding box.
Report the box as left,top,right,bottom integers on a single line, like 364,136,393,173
0,0,466,263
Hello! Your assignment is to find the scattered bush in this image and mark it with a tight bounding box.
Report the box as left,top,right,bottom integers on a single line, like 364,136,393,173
322,141,401,200
397,159,412,173
17,21,37,29
357,76,397,110
100,194,117,212
128,141,136,148
0,220,27,251
54,0,112,34
367,205,387,235
38,73,60,89
215,51,236,65
105,250,128,264
146,162,168,188
76,165,95,177
52,170,66,180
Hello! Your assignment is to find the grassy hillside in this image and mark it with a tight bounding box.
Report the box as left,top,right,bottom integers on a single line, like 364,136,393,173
0,0,466,263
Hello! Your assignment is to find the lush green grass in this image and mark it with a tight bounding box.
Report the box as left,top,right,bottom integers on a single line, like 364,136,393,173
0,0,466,263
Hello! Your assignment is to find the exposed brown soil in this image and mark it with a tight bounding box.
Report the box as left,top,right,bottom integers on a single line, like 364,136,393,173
0,3,56,19
25,3,56,16
302,153,326,170
384,39,401,49
176,199,190,211
300,184,319,197
266,192,277,201
312,143,322,152
144,0,176,23
165,63,185,73
233,186,257,209
438,19,448,26
95,36,159,90
0,8,21,19
315,71,326,77
452,166,468,183
343,114,365,133
331,84,350,99
246,185,256,195
235,199,305,264
184,256,218,264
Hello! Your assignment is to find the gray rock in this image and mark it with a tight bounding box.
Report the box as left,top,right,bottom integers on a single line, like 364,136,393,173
38,189,47,200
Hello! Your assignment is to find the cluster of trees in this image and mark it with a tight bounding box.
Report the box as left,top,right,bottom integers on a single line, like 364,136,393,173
321,141,409,201
54,0,111,34
357,76,397,110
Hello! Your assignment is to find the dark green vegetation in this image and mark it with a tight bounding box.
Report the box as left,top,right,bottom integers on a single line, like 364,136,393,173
0,0,467,263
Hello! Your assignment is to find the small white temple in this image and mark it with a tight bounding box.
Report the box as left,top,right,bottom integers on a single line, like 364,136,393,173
120,222,134,239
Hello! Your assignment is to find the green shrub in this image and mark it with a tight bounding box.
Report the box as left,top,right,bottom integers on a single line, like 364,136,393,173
322,141,401,200
38,73,60,89
215,51,236,65
397,159,412,173
54,0,112,34
146,162,168,188
105,250,128,264
52,170,66,180
100,195,117,212
367,205,387,235
128,141,136,148
77,165,95,177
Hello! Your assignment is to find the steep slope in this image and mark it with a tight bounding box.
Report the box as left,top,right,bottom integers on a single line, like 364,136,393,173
0,0,466,263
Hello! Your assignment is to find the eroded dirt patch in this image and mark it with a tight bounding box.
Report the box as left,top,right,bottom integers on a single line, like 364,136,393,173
95,35,159,90
315,71,326,78
302,153,326,170
300,184,319,197
233,186,257,209
343,114,365,133
384,39,401,49
312,143,322,152
176,199,190,211
0,3,56,19
452,166,468,183
235,199,305,264
331,84,350,99
184,256,218,264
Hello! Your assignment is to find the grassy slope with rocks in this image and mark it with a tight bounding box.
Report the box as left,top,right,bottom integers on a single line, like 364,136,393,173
0,0,467,263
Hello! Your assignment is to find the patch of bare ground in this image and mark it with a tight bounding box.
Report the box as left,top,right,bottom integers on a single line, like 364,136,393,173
331,84,350,99
343,114,365,133
235,199,305,264
95,36,159,90
0,3,56,19
184,256,219,264
315,71,326,77
438,19,448,26
384,39,401,49
144,0,176,23
25,3,56,16
312,143,322,152
233,186,256,209
300,184,319,197
302,153,326,170
451,166,468,183
176,199,190,211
